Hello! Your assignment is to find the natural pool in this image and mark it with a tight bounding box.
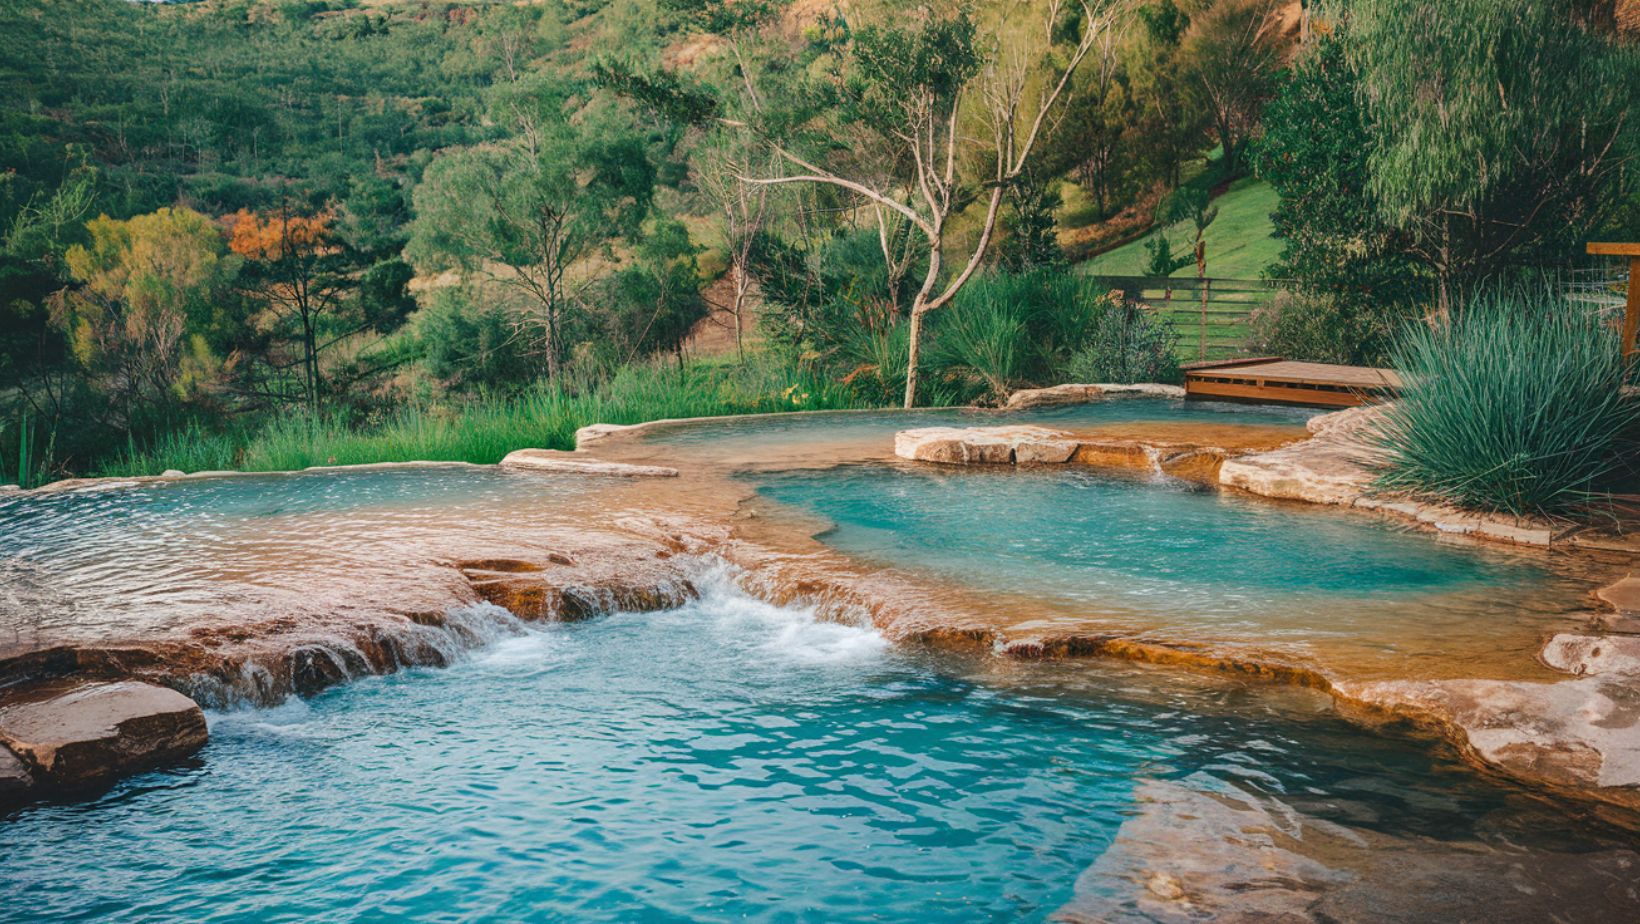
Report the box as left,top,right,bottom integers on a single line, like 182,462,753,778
2,576,1630,923
1,399,1635,920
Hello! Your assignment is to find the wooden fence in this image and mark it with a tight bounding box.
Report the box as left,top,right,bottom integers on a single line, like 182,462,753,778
1093,275,1286,362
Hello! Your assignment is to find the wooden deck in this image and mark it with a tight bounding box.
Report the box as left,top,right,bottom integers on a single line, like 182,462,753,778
1183,358,1401,408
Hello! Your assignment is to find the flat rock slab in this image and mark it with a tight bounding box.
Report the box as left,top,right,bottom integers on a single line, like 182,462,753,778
0,681,207,790
895,426,1078,465
1598,575,1640,615
499,449,678,477
1337,674,1640,799
1541,633,1640,677
1004,382,1185,410
1217,404,1382,505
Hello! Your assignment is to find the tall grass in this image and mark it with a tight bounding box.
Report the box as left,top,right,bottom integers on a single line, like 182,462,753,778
100,357,866,477
1376,290,1640,517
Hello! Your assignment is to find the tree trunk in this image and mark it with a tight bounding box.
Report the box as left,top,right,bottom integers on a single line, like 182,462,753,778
903,307,926,409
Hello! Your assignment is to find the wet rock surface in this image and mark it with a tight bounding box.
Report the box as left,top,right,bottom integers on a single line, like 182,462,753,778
498,448,678,477
1004,382,1185,409
895,425,1079,465
1335,674,1640,810
1053,778,1640,923
0,681,206,796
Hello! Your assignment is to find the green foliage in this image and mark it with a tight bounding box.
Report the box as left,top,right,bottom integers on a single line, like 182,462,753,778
927,270,1167,404
1375,289,1640,516
418,287,537,394
1062,304,1181,385
101,356,867,476
596,218,709,365
407,83,657,376
1245,290,1412,366
1177,0,1283,176
1255,25,1424,304
1346,0,1640,306
999,178,1067,273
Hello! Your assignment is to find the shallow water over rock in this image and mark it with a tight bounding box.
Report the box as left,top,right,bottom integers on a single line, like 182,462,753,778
752,464,1597,681
0,467,618,652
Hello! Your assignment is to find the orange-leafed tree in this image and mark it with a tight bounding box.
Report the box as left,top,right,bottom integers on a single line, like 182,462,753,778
229,204,413,413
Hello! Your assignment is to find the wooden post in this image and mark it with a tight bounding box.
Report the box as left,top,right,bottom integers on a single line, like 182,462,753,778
1586,242,1640,361
1199,277,1210,360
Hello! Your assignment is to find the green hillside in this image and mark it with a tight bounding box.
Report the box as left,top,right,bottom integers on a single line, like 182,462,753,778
1079,178,1281,281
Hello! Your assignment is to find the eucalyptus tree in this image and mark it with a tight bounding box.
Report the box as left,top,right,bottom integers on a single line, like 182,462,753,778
407,78,655,380
739,1,1121,407
1346,0,1640,318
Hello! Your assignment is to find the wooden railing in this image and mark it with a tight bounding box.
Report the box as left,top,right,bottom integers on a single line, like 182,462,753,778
1092,275,1285,362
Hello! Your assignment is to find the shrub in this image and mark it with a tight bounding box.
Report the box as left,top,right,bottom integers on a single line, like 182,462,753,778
1062,300,1181,385
926,270,1101,404
1375,290,1640,517
1245,290,1413,366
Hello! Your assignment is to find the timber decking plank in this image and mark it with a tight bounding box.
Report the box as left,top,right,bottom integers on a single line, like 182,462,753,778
1183,358,1400,408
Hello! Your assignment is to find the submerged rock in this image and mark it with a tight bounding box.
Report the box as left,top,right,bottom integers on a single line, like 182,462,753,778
1598,575,1640,615
1335,675,1640,809
1053,777,1640,923
0,681,206,794
499,448,678,477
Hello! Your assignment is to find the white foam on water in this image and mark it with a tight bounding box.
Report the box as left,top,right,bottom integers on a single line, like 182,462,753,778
686,560,889,666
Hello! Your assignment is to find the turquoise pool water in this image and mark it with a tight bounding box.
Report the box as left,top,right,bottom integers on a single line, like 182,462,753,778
0,576,1607,922
753,465,1581,672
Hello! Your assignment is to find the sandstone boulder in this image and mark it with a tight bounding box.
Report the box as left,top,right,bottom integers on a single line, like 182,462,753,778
1217,405,1384,505
0,681,207,790
894,426,1077,464
1004,382,1185,410
1335,675,1640,802
499,449,678,477
1597,575,1640,615
1541,633,1640,677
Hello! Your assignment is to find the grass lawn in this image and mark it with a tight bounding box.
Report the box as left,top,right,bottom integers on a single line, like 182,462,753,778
1079,177,1281,281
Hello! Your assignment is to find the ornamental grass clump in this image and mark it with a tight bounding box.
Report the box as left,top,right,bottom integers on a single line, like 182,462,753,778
1376,290,1639,517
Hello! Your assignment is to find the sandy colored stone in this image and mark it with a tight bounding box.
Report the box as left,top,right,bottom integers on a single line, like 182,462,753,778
1005,382,1185,409
1217,405,1384,505
1335,675,1640,797
1541,633,1640,677
499,449,678,477
894,425,1077,465
1598,575,1640,615
1053,777,1640,923
0,681,207,789
573,422,635,448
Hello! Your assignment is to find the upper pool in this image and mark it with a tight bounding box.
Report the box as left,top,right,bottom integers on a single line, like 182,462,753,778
627,398,1315,466
0,467,611,650
753,464,1591,679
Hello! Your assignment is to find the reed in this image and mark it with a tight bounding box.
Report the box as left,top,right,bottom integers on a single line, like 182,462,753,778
1375,289,1640,516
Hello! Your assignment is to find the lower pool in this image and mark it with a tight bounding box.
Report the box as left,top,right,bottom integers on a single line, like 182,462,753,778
0,573,1623,922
